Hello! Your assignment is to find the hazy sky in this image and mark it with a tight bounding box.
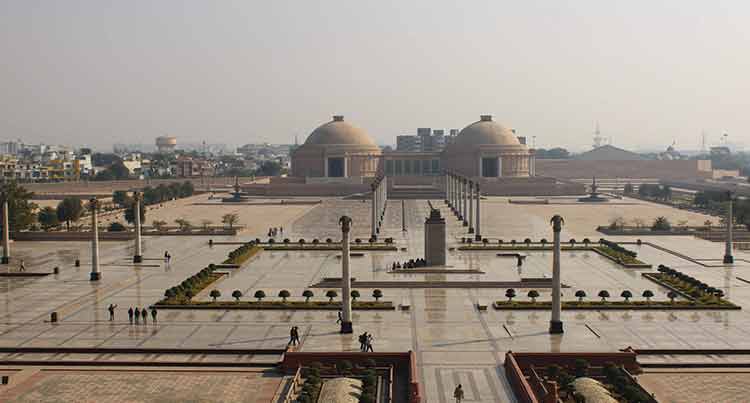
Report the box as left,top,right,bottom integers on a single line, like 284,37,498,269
1,1,748,151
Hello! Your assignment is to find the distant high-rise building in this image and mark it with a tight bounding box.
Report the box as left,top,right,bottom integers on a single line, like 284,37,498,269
398,128,448,152
396,135,421,152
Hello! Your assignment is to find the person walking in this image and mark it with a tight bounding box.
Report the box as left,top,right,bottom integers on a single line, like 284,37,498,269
288,326,297,346
127,307,134,324
292,326,301,345
141,307,147,325
134,307,140,325
359,333,367,352
454,384,464,403
19,260,25,272
365,334,374,352
150,307,157,324
336,310,342,324
107,304,117,321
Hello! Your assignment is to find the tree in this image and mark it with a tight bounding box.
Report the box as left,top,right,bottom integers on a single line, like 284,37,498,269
112,190,129,207
124,199,146,225
505,288,517,302
57,197,83,231
108,222,126,232
185,289,195,301
254,290,266,301
598,290,610,302
642,290,654,303
372,289,383,302
209,289,221,302
180,181,195,197
651,216,671,231
527,290,539,303
222,213,239,229
174,218,192,231
302,290,314,302
623,183,634,194
524,238,532,248
620,290,632,303
325,290,338,302
95,161,130,181
37,206,59,230
0,183,37,234
232,290,243,302
152,220,167,231
278,289,291,302
201,219,213,230
256,160,282,176
350,290,360,302
575,290,587,302
574,359,589,378
609,216,626,230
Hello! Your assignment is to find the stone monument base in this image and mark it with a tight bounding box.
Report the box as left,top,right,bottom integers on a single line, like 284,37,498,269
340,321,353,334
549,320,564,334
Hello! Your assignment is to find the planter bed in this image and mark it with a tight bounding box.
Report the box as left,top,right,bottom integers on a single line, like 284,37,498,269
493,300,741,310
591,247,652,268
459,245,589,251
152,301,395,310
642,271,739,309
262,245,397,251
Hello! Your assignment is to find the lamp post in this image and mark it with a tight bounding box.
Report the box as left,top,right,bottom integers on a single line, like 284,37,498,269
549,215,564,334
89,197,101,281
339,215,353,333
133,191,143,263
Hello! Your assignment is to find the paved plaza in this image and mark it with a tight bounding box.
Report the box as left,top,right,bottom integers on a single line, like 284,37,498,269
0,195,748,402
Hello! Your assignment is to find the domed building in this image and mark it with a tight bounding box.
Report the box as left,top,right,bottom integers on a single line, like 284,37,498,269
291,115,382,178
443,115,534,177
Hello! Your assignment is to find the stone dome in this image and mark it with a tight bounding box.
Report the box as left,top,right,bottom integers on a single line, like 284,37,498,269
304,115,376,146
454,115,521,147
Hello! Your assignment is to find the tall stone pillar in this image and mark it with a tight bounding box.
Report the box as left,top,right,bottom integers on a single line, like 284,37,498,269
468,181,474,233
549,215,564,334
371,182,377,240
724,194,734,264
1,198,9,264
457,176,463,220
475,185,482,241
339,215,353,334
89,198,101,281
401,199,406,232
462,178,468,226
449,174,455,211
424,206,446,266
133,191,143,263
444,172,449,204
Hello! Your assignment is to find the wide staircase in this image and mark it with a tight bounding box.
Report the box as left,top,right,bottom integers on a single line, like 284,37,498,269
388,184,444,200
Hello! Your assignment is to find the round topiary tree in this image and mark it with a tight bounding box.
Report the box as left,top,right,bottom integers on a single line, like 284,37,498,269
598,290,610,302
575,290,587,302
372,289,383,302
667,290,678,303
302,289,314,302
209,289,221,302
350,290,360,302
524,238,532,247
254,290,266,301
642,290,654,303
185,289,195,301
283,238,290,244
505,288,517,302
540,238,548,247
278,289,291,302
527,290,540,303
355,238,362,244
583,238,591,247
620,290,633,303
231,290,243,302
326,238,333,244
325,290,338,302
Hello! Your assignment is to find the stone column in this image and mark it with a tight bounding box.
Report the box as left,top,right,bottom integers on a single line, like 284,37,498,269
401,199,406,232
468,181,474,233
1,197,9,264
449,174,455,211
456,176,462,219
444,172,449,204
549,215,564,334
89,198,101,281
133,191,143,263
475,184,482,241
339,215,353,334
724,194,734,264
424,207,446,266
462,178,468,226
371,183,377,240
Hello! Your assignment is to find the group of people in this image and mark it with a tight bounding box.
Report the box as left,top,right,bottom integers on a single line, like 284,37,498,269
391,258,427,270
121,306,157,325
358,332,374,352
288,326,301,346
267,227,283,237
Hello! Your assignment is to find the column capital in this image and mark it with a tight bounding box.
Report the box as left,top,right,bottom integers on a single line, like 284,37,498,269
339,215,352,233
550,215,564,232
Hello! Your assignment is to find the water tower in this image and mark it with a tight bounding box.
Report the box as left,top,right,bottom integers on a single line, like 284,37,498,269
156,136,177,153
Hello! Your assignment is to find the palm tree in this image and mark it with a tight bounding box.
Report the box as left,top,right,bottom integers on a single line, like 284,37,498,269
575,290,587,302
620,290,633,303
325,290,338,302
278,289,291,302
527,290,539,303
231,290,243,302
598,290,610,302
372,289,383,302
667,290,677,303
254,290,266,302
642,290,654,303
302,290,314,303
209,289,221,302
350,290,360,302
505,288,517,302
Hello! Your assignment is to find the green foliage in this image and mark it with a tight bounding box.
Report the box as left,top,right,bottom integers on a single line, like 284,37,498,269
575,290,587,302
651,216,671,231
372,289,383,302
620,290,632,302
598,290,610,302
37,206,59,230
232,290,243,301
209,289,221,302
325,290,338,302
254,290,266,301
222,213,239,229
505,288,516,302
278,289,291,302
302,290,314,302
107,222,126,232
527,290,539,303
112,190,129,207
124,199,146,225
56,196,83,230
350,290,360,301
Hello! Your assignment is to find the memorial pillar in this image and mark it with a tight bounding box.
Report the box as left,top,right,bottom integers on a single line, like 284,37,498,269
724,194,734,264
444,172,449,204
371,183,377,240
468,181,474,233
462,178,468,226
549,215,564,334
475,184,482,241
89,198,101,281
133,191,143,263
340,215,353,333
1,197,9,264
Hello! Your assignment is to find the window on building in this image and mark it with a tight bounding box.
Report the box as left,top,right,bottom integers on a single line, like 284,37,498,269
404,160,412,175
385,159,394,175
431,159,440,173
395,159,403,175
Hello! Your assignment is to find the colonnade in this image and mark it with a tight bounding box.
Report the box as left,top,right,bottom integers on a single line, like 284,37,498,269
371,175,387,240
444,171,481,241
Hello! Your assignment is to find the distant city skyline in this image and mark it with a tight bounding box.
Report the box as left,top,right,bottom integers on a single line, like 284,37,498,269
1,1,748,151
